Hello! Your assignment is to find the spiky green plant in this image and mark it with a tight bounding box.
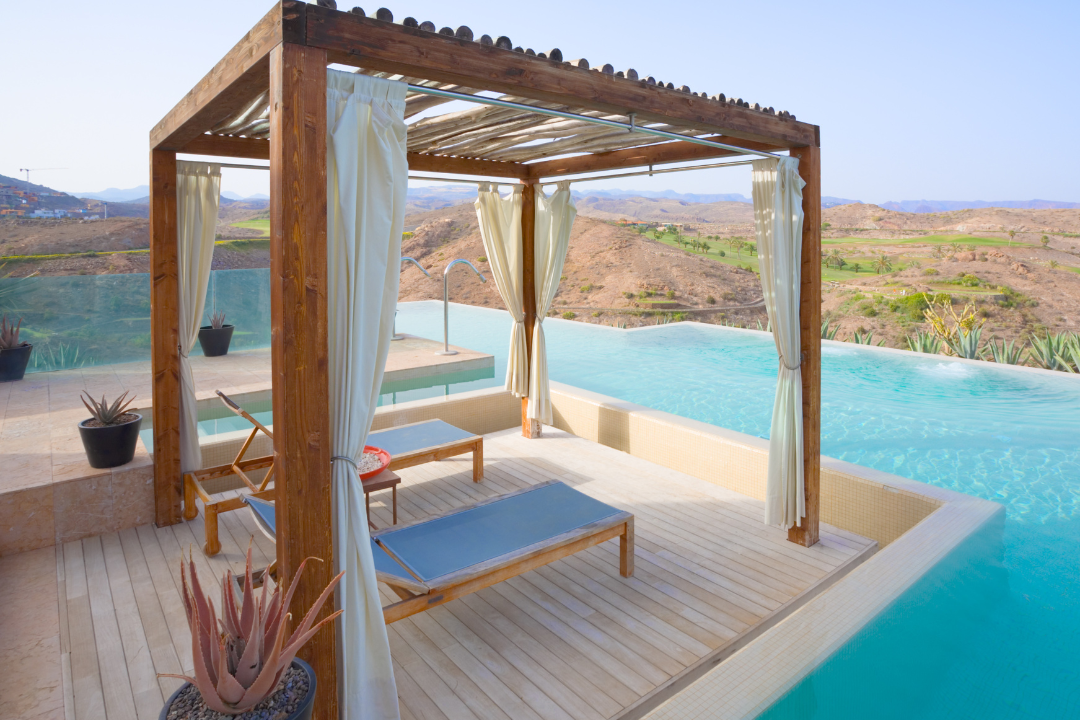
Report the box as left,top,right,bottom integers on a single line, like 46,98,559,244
821,318,840,340
0,315,25,350
160,547,343,716
209,310,227,329
850,331,884,346
986,337,1025,365
81,391,137,425
1062,334,1080,372
944,325,985,360
907,330,942,354
1028,332,1075,372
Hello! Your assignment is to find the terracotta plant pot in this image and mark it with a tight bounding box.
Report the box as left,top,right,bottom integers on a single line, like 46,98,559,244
198,325,234,357
78,413,142,469
159,658,316,720
0,343,32,382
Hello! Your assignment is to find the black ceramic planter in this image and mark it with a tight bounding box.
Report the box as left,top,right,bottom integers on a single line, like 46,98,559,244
78,413,142,469
198,325,234,357
159,658,316,720
0,343,32,382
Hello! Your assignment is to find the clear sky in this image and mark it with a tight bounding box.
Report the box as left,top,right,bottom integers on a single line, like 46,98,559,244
1,0,1077,203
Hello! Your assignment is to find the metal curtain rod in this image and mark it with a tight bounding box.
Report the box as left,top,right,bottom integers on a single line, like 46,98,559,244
406,85,785,161
538,159,755,185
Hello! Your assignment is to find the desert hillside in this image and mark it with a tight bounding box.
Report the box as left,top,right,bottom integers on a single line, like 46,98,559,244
399,204,767,328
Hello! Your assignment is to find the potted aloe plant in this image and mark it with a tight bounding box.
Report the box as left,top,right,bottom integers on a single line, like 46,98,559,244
159,548,343,720
78,391,142,468
198,310,234,357
0,315,32,382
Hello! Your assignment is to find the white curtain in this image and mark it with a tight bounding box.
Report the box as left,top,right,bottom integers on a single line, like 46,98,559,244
752,157,807,529
475,184,528,397
326,70,406,720
176,161,220,472
529,181,576,424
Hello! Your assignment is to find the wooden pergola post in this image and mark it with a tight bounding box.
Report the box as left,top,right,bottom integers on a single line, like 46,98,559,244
150,149,182,527
520,180,541,438
789,144,821,547
268,41,338,720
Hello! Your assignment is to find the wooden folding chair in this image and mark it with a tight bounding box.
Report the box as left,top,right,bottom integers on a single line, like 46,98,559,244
183,390,275,555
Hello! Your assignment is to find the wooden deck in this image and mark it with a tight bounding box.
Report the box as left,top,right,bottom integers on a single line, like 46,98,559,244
8,428,875,720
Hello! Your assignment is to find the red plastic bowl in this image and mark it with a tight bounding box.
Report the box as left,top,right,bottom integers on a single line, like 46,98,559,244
358,445,392,480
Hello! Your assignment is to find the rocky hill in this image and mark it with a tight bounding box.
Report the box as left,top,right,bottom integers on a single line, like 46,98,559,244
398,204,766,327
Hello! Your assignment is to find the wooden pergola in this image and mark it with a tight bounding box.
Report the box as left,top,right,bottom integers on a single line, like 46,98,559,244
149,2,820,717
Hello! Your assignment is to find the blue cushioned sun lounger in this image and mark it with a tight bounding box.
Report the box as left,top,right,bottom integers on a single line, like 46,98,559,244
245,480,634,623
369,419,484,483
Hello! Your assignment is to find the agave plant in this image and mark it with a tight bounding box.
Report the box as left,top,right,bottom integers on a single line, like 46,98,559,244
1063,334,1080,373
907,329,942,355
209,310,227,329
0,315,25,350
821,318,840,340
944,325,985,360
162,547,344,715
986,337,1025,366
850,331,885,346
1028,332,1076,372
81,390,137,425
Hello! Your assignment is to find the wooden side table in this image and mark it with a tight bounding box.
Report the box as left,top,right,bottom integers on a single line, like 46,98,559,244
362,468,401,526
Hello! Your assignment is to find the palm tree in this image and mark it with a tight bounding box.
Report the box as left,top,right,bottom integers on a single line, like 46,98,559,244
700,241,710,254
825,248,846,269
1041,235,1050,247
746,242,756,256
1048,259,1060,269
873,254,893,274
734,239,746,259
1007,229,1016,247
851,262,861,273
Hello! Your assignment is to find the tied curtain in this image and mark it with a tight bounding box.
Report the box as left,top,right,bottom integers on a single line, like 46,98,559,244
529,182,576,424
752,157,807,530
326,70,407,720
474,184,528,397
176,161,221,473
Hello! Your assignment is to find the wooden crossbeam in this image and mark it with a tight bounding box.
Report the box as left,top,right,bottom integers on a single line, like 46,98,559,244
181,134,271,159
150,4,292,150
302,4,818,148
524,135,785,178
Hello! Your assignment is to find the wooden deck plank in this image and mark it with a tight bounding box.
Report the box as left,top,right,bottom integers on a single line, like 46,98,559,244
41,428,873,720
82,536,139,720
63,541,107,720
100,533,165,719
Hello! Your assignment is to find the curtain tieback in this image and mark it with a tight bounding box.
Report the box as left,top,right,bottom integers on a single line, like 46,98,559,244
779,353,802,371
331,455,359,471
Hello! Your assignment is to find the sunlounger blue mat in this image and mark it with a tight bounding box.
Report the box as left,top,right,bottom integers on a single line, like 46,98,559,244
369,420,475,456
243,496,417,586
377,482,622,582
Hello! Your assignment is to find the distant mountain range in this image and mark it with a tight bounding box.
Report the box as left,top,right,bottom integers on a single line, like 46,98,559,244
879,199,1080,213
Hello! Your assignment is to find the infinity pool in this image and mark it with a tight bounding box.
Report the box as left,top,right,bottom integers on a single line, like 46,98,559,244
396,300,1080,719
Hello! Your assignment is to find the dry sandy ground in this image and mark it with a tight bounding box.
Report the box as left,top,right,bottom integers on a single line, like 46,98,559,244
399,204,768,327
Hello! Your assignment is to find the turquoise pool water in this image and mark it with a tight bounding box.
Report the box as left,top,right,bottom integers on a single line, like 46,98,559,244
395,301,1080,718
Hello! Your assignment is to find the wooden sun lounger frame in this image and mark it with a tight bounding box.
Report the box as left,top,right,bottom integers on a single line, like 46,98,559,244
380,419,484,484
183,390,275,555
373,481,635,624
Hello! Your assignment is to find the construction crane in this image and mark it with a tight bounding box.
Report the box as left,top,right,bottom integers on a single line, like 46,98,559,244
18,168,67,185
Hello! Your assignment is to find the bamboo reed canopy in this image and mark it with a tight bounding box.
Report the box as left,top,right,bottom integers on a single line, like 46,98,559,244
149,4,821,718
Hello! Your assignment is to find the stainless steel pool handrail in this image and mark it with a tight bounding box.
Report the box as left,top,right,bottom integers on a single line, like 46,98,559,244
394,257,433,341
438,259,486,356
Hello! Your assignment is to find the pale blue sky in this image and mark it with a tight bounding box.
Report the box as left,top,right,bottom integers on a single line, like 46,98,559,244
1,0,1076,203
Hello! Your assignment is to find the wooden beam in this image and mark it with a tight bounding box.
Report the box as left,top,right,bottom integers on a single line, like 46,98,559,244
269,42,337,719
525,136,784,179
149,149,182,527
177,135,531,179
407,152,528,179
150,2,295,150
304,7,818,148
181,134,270,159
789,144,821,548
520,181,541,438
